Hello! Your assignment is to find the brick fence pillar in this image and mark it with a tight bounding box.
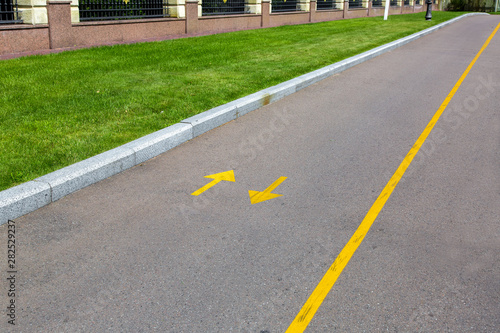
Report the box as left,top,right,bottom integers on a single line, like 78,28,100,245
261,0,270,28
343,0,349,18
310,0,316,22
47,1,74,49
186,0,199,34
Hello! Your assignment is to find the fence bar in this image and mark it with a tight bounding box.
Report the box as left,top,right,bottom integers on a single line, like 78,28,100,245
272,0,302,12
316,0,343,10
0,0,22,24
79,0,169,21
202,0,246,16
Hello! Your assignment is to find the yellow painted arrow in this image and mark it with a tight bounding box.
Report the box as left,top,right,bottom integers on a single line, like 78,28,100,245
191,170,235,196
248,176,287,204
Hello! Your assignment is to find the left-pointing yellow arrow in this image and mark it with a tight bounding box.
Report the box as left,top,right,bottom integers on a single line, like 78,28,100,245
191,170,235,196
248,176,287,204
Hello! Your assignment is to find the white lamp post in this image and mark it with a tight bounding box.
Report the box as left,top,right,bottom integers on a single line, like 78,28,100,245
384,0,390,20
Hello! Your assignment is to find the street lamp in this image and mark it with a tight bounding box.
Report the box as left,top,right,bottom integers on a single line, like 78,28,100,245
425,0,432,20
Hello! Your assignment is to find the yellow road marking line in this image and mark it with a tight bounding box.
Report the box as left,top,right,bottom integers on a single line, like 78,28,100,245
286,22,500,333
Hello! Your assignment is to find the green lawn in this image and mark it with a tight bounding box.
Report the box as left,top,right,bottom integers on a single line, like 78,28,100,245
0,11,464,191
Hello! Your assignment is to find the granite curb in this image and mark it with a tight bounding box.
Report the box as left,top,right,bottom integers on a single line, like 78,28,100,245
0,13,487,224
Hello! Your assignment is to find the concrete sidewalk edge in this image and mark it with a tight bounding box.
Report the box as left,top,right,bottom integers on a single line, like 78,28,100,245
0,13,488,224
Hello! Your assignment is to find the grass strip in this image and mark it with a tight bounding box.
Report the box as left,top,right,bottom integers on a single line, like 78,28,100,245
0,11,464,191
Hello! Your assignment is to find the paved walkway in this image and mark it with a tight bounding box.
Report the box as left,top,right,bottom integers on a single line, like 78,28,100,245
1,15,499,332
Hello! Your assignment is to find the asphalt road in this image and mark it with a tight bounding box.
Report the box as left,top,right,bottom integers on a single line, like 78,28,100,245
1,15,499,333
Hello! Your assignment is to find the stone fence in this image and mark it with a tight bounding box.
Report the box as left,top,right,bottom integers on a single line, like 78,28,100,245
0,0,436,56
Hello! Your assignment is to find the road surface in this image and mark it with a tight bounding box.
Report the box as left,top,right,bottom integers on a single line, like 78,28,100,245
1,14,499,332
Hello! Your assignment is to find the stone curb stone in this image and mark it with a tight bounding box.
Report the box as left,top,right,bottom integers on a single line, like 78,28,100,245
123,123,193,164
181,102,238,137
35,146,136,202
0,182,51,224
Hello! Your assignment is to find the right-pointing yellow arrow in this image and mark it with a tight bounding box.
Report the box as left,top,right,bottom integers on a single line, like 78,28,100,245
191,170,235,196
249,176,287,204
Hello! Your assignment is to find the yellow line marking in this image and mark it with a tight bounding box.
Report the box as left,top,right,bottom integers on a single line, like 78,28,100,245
286,22,500,333
249,176,287,204
191,170,235,196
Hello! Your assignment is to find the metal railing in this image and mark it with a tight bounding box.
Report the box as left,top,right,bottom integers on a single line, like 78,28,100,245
79,0,169,21
317,0,343,10
0,0,22,24
446,1,496,12
390,0,399,5
349,0,368,8
404,0,410,5
272,0,301,12
202,0,246,15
